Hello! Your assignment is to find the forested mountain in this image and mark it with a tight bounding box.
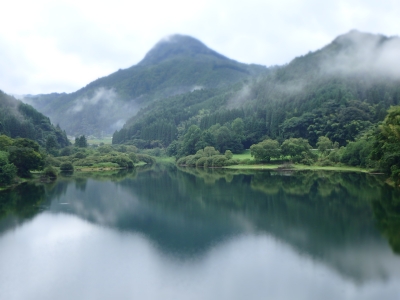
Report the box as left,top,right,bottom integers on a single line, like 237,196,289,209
0,90,69,148
24,34,268,136
113,30,400,155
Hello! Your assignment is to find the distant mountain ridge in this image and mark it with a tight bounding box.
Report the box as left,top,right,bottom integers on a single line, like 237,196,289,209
25,34,268,136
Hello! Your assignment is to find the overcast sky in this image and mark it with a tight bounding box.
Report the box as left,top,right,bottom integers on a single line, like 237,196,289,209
1,0,399,95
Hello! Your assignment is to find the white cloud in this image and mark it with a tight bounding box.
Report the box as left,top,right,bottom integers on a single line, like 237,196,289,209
0,0,399,94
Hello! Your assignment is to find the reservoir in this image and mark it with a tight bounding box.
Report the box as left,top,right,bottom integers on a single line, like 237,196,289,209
0,165,399,300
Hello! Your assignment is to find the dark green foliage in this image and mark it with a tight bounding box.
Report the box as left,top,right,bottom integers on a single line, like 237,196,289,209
60,147,73,156
0,91,69,148
75,135,88,148
13,138,40,152
250,140,280,162
136,154,156,165
316,136,333,156
224,150,233,159
0,163,17,185
371,106,400,181
109,154,134,168
340,138,374,167
281,138,317,164
43,166,57,179
46,135,60,156
60,162,74,172
0,151,17,185
8,141,44,177
0,135,13,151
177,146,235,168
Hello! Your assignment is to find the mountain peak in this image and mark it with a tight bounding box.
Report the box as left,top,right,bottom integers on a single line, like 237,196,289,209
332,30,390,48
138,34,228,65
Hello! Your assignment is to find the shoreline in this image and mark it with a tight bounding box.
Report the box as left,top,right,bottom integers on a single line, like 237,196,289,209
223,164,375,173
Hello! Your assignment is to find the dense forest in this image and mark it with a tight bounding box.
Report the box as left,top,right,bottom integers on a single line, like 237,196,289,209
0,90,69,148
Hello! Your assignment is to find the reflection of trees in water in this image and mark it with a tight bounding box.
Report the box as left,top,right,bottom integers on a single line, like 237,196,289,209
372,188,400,254
0,183,46,220
0,183,46,235
163,168,400,281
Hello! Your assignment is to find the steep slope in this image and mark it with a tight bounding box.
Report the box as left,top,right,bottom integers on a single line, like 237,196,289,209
113,30,400,150
0,90,69,147
25,35,268,136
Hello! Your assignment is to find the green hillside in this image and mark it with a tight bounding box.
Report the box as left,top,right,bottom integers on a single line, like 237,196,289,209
26,34,268,136
113,30,400,153
0,90,69,148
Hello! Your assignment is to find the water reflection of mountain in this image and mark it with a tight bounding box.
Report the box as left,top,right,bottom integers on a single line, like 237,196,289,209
1,165,399,284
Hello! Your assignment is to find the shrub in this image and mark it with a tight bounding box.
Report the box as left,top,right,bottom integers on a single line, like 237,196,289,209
60,162,74,172
176,157,187,165
128,152,138,163
43,166,58,179
211,155,228,167
45,156,62,167
196,157,208,167
185,155,197,166
0,163,17,185
136,154,156,165
74,152,86,159
110,155,134,168
60,147,73,156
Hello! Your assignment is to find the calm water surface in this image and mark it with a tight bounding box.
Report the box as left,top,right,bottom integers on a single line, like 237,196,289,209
0,165,399,300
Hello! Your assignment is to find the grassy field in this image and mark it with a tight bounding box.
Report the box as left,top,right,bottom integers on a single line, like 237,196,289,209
87,137,113,145
156,156,175,163
232,150,253,161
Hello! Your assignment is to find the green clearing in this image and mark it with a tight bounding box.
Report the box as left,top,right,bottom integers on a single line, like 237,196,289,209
87,137,113,145
232,150,253,161
156,156,175,163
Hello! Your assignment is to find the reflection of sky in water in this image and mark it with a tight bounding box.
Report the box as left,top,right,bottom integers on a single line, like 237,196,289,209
0,213,399,300
1,169,400,300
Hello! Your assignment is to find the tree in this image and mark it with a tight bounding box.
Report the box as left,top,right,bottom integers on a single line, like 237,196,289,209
281,138,316,163
60,162,74,172
203,146,219,157
75,135,88,148
225,150,233,159
317,136,333,156
0,135,13,151
179,125,201,157
250,139,280,162
232,118,244,137
8,146,44,177
46,135,60,156
371,106,400,181
0,151,16,185
13,138,40,151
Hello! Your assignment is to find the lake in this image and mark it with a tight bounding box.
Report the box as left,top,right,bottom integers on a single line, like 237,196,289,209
0,165,399,300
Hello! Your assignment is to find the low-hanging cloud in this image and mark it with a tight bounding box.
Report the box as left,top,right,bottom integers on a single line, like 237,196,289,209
67,87,140,134
321,30,400,79
69,87,118,113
